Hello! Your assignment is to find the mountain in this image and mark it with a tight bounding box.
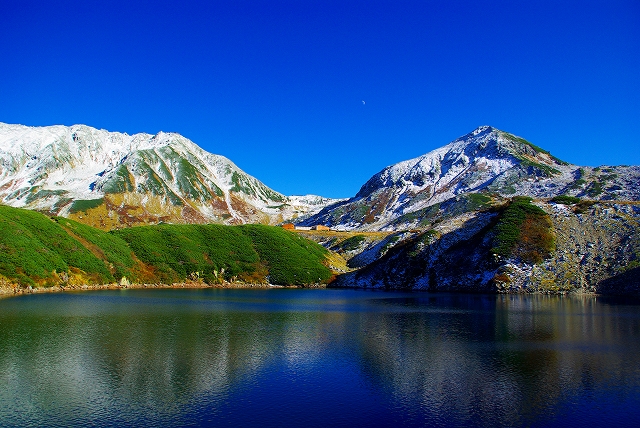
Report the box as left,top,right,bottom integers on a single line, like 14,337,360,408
0,123,335,228
329,197,640,295
300,126,640,231
2,122,638,295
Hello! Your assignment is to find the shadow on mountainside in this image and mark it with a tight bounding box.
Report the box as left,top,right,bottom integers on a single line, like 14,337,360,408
597,267,640,296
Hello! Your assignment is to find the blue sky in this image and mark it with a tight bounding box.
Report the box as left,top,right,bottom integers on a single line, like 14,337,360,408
1,0,638,198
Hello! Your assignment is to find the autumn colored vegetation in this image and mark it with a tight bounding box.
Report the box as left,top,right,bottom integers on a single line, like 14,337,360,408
491,196,555,264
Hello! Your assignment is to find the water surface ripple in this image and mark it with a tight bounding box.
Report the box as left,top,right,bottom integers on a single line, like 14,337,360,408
1,289,639,427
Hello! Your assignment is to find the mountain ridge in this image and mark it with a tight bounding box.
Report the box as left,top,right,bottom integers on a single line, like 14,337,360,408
1,122,639,295
0,122,336,228
328,198,640,294
1,122,638,232
299,126,640,231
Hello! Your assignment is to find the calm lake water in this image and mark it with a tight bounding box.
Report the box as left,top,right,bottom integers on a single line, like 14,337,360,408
1,289,640,427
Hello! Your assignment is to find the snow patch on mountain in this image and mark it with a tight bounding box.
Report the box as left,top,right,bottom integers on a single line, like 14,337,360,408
300,126,639,231
0,122,336,225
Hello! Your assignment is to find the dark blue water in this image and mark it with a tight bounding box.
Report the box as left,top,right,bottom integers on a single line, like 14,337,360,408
1,288,640,427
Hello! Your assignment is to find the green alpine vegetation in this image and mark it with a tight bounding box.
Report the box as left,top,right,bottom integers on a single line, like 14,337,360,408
114,223,259,284
114,224,332,285
68,198,105,214
550,195,581,205
101,164,135,193
0,205,114,287
238,224,331,284
491,196,556,264
55,217,137,280
0,205,332,288
336,234,367,252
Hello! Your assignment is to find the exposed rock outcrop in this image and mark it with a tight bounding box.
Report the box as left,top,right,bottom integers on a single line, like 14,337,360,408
330,201,640,295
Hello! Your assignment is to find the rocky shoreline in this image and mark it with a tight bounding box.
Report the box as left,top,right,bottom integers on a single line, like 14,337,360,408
0,281,328,299
0,279,622,300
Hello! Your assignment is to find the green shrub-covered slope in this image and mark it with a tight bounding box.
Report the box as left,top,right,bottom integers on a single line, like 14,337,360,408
491,196,555,264
114,223,331,285
0,205,331,288
0,205,115,287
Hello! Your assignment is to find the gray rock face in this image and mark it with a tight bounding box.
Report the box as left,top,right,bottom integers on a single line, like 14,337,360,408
509,202,640,294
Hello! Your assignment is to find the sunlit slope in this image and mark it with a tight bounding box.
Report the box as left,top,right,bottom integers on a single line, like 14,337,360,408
114,223,331,285
0,206,116,286
301,126,640,231
0,122,336,228
0,205,332,288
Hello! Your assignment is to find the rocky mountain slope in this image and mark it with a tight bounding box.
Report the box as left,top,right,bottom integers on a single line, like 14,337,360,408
330,198,640,294
300,126,640,231
0,123,334,228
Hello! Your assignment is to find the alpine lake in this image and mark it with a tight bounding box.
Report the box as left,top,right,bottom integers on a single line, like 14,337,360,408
1,288,640,427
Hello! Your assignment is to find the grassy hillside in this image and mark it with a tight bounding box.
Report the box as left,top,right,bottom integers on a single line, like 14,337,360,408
0,205,332,288
239,224,330,285
54,217,139,280
0,206,114,287
113,224,332,285
114,224,259,284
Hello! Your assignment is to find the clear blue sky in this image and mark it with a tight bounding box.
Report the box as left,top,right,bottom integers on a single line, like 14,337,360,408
1,0,638,198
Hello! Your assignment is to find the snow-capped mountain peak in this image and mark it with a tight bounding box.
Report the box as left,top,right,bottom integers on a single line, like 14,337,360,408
301,126,639,231
0,122,335,228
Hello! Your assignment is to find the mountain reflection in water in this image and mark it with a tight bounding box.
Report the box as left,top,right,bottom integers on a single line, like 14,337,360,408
1,289,639,427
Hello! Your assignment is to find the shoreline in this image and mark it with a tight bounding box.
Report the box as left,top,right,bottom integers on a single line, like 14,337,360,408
1,282,625,300
0,281,327,299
